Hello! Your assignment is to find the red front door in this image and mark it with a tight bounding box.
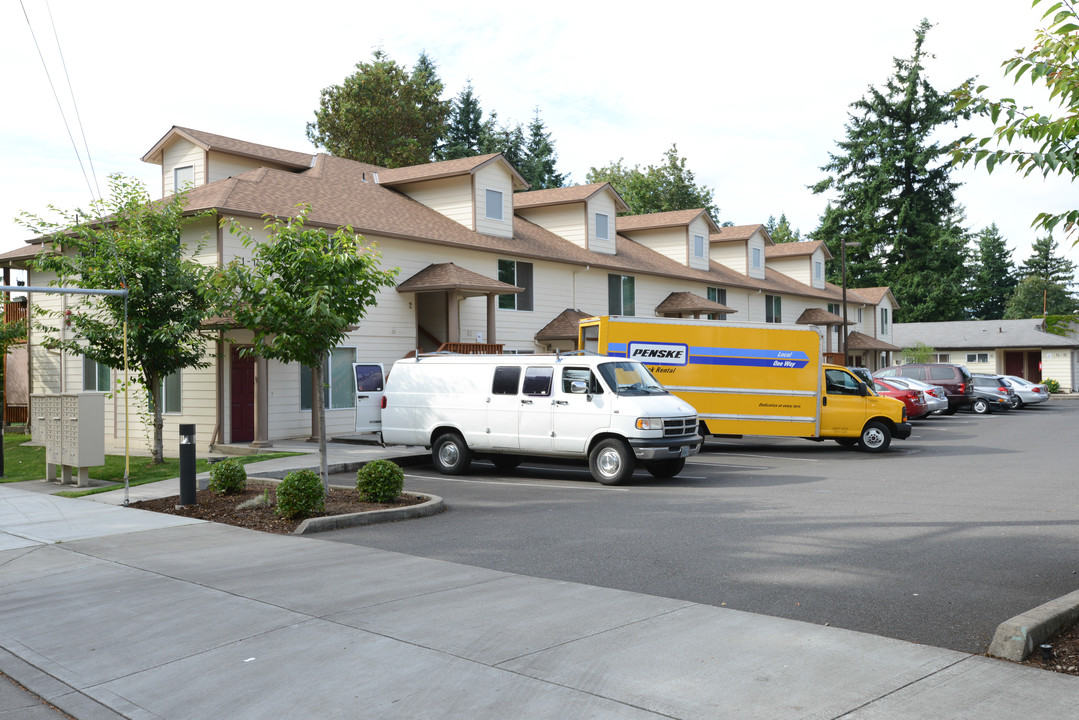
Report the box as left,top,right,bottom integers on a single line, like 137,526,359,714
231,346,255,443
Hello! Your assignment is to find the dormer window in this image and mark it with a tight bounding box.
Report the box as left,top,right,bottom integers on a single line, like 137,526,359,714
174,165,194,192
752,247,762,269
485,189,504,221
814,260,823,280
693,234,705,259
596,213,609,240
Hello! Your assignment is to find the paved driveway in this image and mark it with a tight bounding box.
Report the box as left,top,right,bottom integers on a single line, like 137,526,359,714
325,402,1079,654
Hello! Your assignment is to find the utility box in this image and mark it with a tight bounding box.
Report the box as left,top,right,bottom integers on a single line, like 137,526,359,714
30,393,105,487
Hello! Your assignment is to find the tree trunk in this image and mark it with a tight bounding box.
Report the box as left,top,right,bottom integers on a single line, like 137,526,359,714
313,357,329,493
150,373,164,464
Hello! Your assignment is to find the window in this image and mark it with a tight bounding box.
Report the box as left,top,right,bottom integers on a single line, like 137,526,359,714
596,213,609,240
825,368,861,395
300,347,357,410
522,366,553,396
497,259,534,311
752,247,762,269
857,308,863,323
608,274,635,315
485,188,503,221
707,287,728,320
562,367,602,394
814,261,823,280
174,165,194,191
693,234,705,259
83,358,110,392
966,353,989,363
149,371,181,413
492,366,521,395
880,308,890,335
765,295,782,323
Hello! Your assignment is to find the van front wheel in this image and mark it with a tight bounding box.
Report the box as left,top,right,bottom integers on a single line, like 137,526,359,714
858,421,891,453
433,432,472,475
589,439,635,485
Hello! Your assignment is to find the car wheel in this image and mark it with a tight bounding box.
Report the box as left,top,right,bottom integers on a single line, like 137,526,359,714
644,458,686,478
432,431,472,475
490,455,522,471
1012,397,1024,409
971,398,990,414
858,421,891,453
835,438,858,447
589,438,635,485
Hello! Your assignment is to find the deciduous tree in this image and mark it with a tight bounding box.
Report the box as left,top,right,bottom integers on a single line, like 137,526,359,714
586,145,719,218
24,174,212,464
208,205,398,489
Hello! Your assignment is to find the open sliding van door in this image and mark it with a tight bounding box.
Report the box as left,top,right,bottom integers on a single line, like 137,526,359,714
353,363,385,434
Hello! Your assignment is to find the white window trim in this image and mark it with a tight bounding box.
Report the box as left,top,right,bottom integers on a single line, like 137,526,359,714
485,188,504,221
751,247,762,269
693,234,705,259
596,213,609,240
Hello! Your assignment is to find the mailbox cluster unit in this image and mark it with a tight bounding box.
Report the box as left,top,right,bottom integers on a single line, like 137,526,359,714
30,393,105,487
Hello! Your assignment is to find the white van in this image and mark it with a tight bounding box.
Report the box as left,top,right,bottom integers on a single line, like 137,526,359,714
380,353,701,484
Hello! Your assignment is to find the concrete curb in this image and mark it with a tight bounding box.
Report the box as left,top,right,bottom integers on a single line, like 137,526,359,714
987,588,1079,661
0,648,126,720
247,453,430,480
293,492,444,534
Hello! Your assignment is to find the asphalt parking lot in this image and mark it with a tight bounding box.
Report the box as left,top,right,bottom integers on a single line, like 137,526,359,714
326,401,1079,654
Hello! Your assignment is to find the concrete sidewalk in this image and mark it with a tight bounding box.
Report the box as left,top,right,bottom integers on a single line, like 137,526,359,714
3,445,1079,718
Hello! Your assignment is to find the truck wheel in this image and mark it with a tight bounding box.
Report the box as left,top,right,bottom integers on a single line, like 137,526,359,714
858,421,891,453
589,439,635,485
432,432,472,475
645,458,685,478
490,455,522,471
971,398,990,414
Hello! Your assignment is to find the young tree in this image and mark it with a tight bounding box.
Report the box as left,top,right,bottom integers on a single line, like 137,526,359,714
439,80,485,160
209,205,398,490
968,224,1018,319
951,0,1079,239
24,174,212,464
306,50,449,167
586,144,720,218
811,20,971,322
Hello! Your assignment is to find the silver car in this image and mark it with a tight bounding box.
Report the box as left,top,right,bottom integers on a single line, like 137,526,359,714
1001,375,1050,408
875,375,949,414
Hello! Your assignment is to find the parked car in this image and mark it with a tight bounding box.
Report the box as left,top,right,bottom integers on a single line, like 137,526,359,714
873,375,949,414
876,363,975,414
1001,375,1050,408
872,378,931,419
969,374,1016,414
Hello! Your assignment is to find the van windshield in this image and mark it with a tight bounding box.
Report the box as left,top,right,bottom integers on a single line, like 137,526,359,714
597,361,668,396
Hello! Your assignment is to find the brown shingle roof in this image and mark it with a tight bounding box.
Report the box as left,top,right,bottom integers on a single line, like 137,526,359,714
514,183,630,212
710,224,771,244
141,126,314,169
655,292,737,315
852,287,894,306
534,309,595,341
845,330,901,351
377,153,529,190
765,240,832,261
395,263,521,295
796,308,852,326
617,209,718,234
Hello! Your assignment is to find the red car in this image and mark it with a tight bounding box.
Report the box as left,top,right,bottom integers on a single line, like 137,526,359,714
873,379,930,419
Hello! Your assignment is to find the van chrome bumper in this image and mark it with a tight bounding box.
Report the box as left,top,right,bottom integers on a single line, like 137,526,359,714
629,435,703,460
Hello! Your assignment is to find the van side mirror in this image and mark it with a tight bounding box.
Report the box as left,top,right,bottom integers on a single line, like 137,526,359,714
859,381,868,397
569,381,588,394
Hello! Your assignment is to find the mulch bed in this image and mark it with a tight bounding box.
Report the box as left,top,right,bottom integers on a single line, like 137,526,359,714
129,481,426,535
1017,621,1079,676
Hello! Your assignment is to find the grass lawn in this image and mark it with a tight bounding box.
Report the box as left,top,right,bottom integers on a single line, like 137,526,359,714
0,432,304,498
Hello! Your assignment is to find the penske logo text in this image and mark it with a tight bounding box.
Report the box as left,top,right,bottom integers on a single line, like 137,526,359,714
628,342,688,366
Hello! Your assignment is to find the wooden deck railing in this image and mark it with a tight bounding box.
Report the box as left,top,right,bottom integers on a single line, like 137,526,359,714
4,404,28,425
4,301,27,328
437,342,504,355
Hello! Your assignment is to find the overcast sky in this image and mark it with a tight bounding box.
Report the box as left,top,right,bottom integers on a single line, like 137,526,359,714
4,0,1077,272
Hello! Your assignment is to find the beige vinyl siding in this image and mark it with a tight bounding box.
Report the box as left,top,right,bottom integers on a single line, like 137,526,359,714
767,257,809,285
474,164,513,238
587,194,617,255
712,240,747,275
961,352,998,375
516,204,587,249
183,217,219,267
747,232,767,280
688,217,711,271
621,227,687,266
162,139,205,197
208,151,283,183
395,176,474,229
1042,351,1073,392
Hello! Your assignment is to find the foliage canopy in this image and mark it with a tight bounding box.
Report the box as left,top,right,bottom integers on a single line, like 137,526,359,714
586,145,719,218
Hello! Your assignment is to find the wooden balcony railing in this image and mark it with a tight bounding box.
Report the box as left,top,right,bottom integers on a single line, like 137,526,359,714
437,342,504,355
4,301,27,327
4,404,28,426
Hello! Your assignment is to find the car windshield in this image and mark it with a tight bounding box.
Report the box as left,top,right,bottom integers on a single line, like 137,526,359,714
597,361,668,396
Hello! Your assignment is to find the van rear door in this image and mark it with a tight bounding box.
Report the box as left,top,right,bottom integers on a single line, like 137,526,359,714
353,363,384,434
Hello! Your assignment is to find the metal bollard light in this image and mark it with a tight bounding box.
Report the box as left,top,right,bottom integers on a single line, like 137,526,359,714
178,424,196,507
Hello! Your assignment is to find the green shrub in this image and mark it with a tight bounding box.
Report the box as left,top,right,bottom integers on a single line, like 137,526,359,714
275,469,325,519
208,458,247,495
356,460,404,503
1045,378,1062,394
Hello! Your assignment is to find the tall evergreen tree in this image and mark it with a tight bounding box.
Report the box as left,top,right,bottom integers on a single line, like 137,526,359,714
1004,276,1079,318
519,108,567,189
306,50,449,167
1017,236,1077,287
478,111,526,168
811,20,970,322
968,224,1017,320
768,213,801,243
439,80,485,160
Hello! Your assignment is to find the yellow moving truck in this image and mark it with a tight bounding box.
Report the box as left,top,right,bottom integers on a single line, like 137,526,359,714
579,316,911,452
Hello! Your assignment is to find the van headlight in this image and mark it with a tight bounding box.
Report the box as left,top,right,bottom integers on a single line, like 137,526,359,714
636,417,664,431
